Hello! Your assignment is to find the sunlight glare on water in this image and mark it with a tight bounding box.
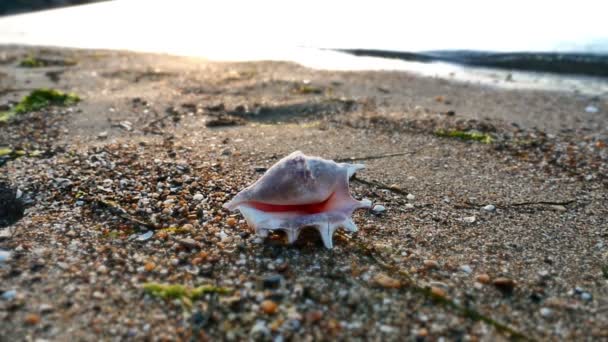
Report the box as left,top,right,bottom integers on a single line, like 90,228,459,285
1,0,607,94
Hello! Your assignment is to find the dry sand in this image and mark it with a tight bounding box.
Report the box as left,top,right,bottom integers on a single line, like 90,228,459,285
0,46,607,341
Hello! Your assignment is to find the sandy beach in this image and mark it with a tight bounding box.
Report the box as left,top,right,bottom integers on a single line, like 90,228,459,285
1,45,607,340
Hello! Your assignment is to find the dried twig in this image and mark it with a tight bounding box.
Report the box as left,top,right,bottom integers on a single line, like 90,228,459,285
93,197,157,229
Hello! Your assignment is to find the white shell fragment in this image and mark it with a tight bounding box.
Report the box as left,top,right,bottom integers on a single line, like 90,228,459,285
224,151,371,248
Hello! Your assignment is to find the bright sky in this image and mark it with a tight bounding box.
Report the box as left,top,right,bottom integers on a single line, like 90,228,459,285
0,0,607,58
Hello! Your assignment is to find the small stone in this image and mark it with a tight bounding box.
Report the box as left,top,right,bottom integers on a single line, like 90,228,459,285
460,265,473,274
260,300,278,314
2,290,17,300
423,260,439,269
0,250,11,263
98,131,108,139
137,231,154,241
144,262,156,272
92,291,104,299
463,216,476,223
39,304,54,314
482,204,496,212
406,194,415,201
493,277,516,292
540,307,552,318
193,193,204,201
97,265,108,274
585,105,599,113
373,273,401,288
372,205,386,214
405,203,414,209
226,217,237,227
177,238,199,249
305,310,323,323
581,292,592,301
361,198,372,208
250,320,270,339
262,274,284,290
24,313,41,325
476,274,491,284
549,205,567,212
430,286,447,298
417,328,429,338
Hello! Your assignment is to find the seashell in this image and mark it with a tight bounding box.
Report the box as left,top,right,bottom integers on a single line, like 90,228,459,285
224,151,371,248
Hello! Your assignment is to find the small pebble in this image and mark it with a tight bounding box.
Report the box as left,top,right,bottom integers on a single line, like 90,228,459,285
260,300,278,314
372,205,386,214
0,250,11,263
405,203,414,209
463,216,476,223
482,204,496,212
24,313,41,325
581,292,592,301
263,274,284,290
144,262,156,272
193,193,204,201
406,193,415,201
540,307,552,318
493,277,516,291
460,265,473,274
97,131,108,139
585,105,599,113
361,198,372,208
226,217,237,227
430,286,447,298
2,290,17,300
137,231,154,241
476,274,491,284
373,273,401,288
423,260,439,269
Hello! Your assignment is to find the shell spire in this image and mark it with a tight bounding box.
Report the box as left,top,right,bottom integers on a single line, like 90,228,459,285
223,151,370,248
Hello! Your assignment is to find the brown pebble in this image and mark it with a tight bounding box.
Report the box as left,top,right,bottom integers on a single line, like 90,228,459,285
177,238,199,249
476,274,491,284
373,273,401,288
144,262,156,272
226,217,237,227
493,277,516,291
417,328,429,338
260,300,278,314
423,259,439,269
430,286,447,298
24,313,40,325
305,310,323,323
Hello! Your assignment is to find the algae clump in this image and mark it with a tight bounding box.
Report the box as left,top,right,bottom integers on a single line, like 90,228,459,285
143,283,232,302
0,88,80,123
435,129,493,144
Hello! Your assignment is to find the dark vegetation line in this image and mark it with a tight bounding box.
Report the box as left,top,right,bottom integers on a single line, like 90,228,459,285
333,48,608,78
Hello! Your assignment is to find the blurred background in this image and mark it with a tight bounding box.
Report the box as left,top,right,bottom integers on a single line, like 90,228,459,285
1,0,607,93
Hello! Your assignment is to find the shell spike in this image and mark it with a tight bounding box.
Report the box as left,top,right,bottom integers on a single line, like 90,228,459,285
317,223,335,249
285,229,300,244
341,163,365,179
342,218,357,233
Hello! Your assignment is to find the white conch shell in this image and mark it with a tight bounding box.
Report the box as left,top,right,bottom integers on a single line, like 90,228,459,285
224,151,371,248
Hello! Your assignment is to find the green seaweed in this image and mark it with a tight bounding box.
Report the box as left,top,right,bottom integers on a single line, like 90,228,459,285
435,129,493,144
19,56,45,68
19,55,77,68
0,88,80,123
294,85,323,95
143,283,232,302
